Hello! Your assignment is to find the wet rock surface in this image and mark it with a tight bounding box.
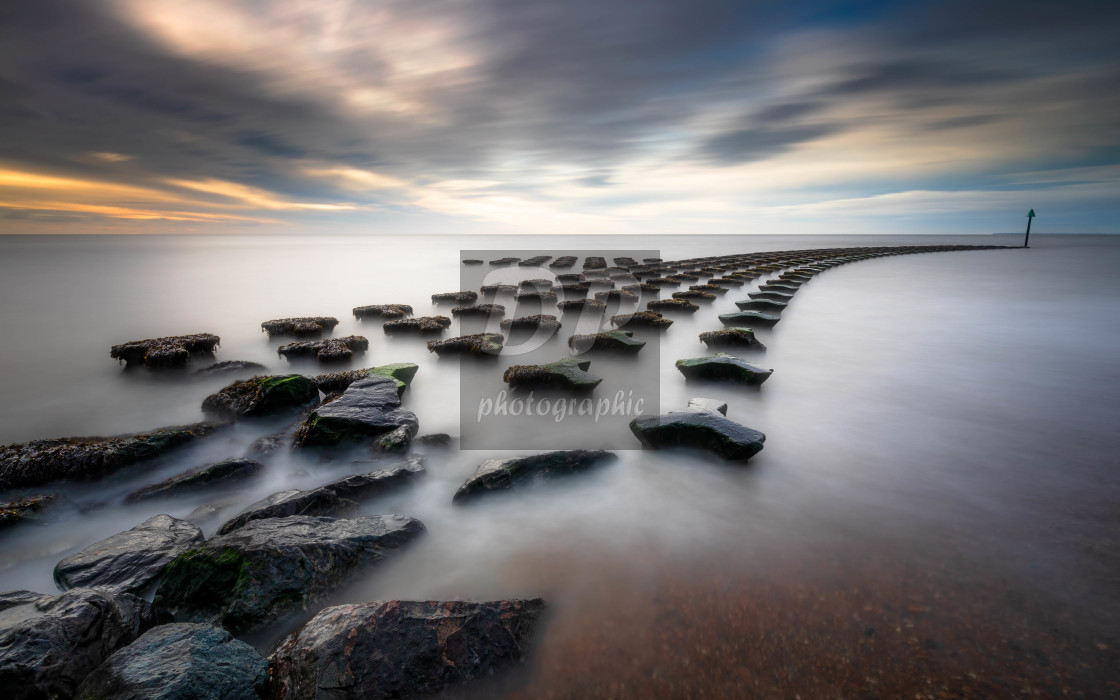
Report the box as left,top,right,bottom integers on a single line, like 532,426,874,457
269,598,546,700
0,422,223,490
676,353,774,385
293,376,418,448
110,334,221,369
500,314,561,331
154,515,425,634
125,458,263,502
630,407,766,460
202,374,318,418
503,359,602,391
217,458,424,535
76,622,268,700
0,588,168,699
54,514,204,594
454,450,616,503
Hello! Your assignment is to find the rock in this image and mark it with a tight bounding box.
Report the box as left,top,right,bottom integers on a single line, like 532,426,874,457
488,257,520,266
185,496,245,527
76,623,268,700
0,422,224,491
676,353,774,385
480,283,518,296
154,515,425,634
415,433,454,449
278,336,368,363
514,291,558,303
698,327,766,349
568,330,645,354
503,359,602,391
758,281,800,292
372,425,413,455
247,432,287,458
747,290,794,300
0,588,168,699
519,255,552,267
293,376,418,448
202,374,318,418
671,290,717,301
735,298,788,311
453,450,616,504
217,459,424,535
54,515,204,594
550,255,578,267
426,334,504,357
0,494,57,530
353,304,412,319
110,334,221,369
594,288,639,303
462,259,484,265
269,598,545,700
193,360,267,376
382,316,451,334
629,408,765,460
687,398,728,415
312,363,419,396
718,311,781,327
125,458,263,502
556,298,606,313
646,298,699,313
610,311,673,328
431,291,478,304
451,304,506,318
500,314,561,331
261,318,339,337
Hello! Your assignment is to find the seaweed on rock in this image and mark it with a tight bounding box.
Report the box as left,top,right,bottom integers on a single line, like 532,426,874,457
427,333,504,356
353,304,412,319
382,316,451,334
277,336,368,363
110,334,220,369
260,318,338,337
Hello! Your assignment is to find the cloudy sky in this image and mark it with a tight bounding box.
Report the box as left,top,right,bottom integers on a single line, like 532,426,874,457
0,0,1116,235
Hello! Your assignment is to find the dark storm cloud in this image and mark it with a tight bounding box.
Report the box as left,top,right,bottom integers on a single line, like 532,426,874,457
0,0,1117,225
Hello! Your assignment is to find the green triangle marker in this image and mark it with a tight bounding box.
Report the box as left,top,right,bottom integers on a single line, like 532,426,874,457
1027,209,1036,218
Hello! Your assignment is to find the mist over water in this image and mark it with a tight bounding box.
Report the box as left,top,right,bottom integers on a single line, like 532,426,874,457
1,233,1118,695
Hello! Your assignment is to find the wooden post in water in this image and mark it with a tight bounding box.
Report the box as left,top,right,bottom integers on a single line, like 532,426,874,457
1024,209,1035,248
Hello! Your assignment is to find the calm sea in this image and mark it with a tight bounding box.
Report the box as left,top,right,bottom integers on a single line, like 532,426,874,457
0,233,1117,696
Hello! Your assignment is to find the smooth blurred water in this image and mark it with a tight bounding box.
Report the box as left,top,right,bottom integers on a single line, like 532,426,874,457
1,233,1118,695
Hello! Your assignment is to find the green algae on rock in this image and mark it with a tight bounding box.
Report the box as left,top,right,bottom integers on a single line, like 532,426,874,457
202,374,318,418
312,362,419,396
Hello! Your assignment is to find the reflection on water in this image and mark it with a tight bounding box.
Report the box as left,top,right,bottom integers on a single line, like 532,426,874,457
0,233,1118,695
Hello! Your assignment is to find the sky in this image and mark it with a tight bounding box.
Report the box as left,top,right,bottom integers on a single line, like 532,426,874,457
0,0,1117,235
